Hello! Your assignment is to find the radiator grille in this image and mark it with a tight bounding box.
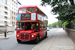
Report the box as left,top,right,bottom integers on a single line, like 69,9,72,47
20,33,29,40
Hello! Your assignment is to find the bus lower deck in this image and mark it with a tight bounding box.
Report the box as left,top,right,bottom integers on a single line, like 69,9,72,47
16,21,47,43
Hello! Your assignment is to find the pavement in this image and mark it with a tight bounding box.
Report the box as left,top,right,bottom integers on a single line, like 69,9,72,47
0,31,15,39
0,31,15,36
33,28,75,50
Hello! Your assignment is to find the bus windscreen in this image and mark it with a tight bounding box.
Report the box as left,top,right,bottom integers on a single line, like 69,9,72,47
19,8,26,13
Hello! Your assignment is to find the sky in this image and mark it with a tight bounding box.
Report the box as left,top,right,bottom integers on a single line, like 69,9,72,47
18,0,58,24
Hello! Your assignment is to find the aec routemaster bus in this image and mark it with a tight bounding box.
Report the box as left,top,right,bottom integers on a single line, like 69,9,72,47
16,5,48,43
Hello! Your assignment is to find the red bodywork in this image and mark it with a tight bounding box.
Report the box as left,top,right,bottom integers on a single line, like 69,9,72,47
16,5,47,42
16,29,47,41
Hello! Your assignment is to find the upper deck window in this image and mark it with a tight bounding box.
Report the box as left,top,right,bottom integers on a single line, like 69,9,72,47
22,14,30,19
27,8,34,13
19,8,26,13
36,8,39,13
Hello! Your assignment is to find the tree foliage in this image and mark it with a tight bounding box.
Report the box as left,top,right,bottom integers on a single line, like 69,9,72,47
52,22,58,28
41,0,75,23
48,24,53,27
48,20,63,28
62,21,69,28
58,20,63,27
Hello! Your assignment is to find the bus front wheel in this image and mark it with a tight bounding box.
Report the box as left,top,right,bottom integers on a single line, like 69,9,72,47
34,36,39,44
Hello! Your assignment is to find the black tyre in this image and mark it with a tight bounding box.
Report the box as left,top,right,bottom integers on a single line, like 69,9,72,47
34,36,39,44
45,32,47,38
17,39,21,43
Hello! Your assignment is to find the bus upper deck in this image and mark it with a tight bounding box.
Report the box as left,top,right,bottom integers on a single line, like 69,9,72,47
17,5,48,24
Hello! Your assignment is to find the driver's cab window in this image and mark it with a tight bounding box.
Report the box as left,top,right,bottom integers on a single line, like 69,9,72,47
31,23,39,29
25,23,31,30
17,22,24,30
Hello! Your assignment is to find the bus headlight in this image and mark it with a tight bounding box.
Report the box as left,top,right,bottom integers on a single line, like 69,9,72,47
32,35,34,38
17,34,19,37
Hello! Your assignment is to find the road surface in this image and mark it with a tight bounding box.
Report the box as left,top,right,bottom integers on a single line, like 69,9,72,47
0,28,74,50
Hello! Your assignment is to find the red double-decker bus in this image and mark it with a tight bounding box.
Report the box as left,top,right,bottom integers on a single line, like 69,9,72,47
16,5,48,43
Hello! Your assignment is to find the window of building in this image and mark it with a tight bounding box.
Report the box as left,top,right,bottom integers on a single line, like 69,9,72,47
12,7,13,9
14,22,15,25
15,18,16,20
12,22,13,24
2,21,4,23
2,11,4,14
14,12,15,15
12,16,13,19
4,6,8,10
14,17,15,20
0,5,3,8
14,8,15,11
5,11,8,15
14,5,15,7
16,6,17,8
16,13,17,15
12,11,13,14
1,16,4,19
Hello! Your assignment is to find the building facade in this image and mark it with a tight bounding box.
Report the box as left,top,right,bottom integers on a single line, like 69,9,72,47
10,0,18,26
10,0,21,26
0,0,21,26
0,0,10,26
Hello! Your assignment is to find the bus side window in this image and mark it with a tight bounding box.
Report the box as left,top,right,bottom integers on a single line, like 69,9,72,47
36,8,39,13
43,25,45,28
40,25,42,29
42,25,43,28
45,26,47,28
